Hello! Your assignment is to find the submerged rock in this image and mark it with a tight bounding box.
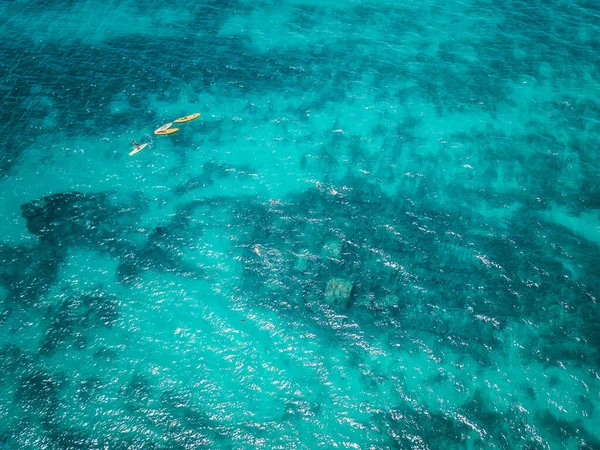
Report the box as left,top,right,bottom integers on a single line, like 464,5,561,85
122,372,152,409
0,242,63,306
295,255,309,272
77,377,102,403
15,370,64,413
20,191,112,245
380,295,400,308
324,278,353,308
0,344,30,377
322,240,342,259
39,290,120,356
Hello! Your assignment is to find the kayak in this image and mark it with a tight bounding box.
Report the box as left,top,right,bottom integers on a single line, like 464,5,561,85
155,128,179,136
129,143,148,156
174,113,201,123
154,122,172,134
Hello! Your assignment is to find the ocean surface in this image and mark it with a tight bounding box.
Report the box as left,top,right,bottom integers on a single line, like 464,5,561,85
1,0,599,448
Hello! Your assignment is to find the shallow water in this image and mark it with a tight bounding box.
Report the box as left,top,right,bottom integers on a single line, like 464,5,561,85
1,0,599,448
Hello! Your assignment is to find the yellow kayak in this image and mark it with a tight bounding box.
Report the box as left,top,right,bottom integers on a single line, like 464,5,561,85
174,113,201,123
155,128,179,136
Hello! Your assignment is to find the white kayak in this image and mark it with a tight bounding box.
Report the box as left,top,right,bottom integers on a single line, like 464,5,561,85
154,123,172,134
129,143,149,156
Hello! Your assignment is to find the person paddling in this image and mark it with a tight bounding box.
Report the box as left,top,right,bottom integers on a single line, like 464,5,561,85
132,140,140,150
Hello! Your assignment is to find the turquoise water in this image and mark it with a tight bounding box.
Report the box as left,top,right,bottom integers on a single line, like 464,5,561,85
1,0,599,447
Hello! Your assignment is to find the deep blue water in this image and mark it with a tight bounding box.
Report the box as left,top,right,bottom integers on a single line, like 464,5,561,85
1,0,599,448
